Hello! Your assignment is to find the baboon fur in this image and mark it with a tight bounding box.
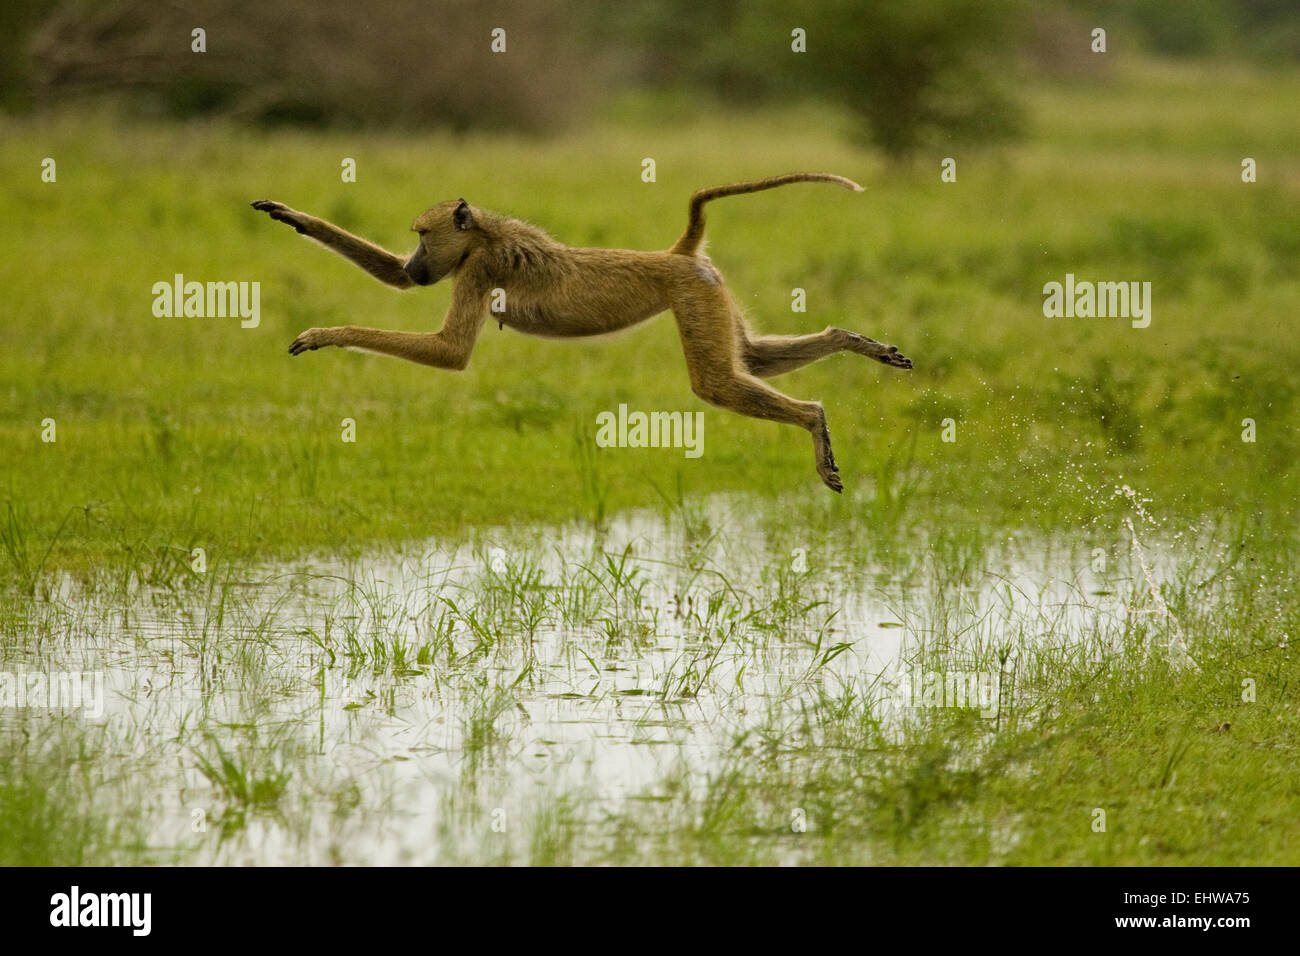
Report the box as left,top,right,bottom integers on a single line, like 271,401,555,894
252,173,911,491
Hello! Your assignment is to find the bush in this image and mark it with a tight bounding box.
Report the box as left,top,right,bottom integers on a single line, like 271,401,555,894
593,0,1029,160
24,0,598,131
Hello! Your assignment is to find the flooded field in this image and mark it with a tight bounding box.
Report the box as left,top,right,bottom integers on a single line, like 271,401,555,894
1,494,1207,865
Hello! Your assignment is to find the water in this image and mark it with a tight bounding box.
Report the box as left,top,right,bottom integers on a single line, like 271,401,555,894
1,495,1174,863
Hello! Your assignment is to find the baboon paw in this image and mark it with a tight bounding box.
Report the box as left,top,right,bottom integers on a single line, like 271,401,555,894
878,347,914,370
847,332,913,370
815,433,842,492
288,328,328,355
252,200,307,234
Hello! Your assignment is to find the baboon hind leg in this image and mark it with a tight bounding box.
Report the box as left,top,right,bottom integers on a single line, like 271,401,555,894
671,290,844,492
739,324,913,377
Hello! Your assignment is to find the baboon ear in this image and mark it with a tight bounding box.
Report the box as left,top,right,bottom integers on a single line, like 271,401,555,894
453,199,474,231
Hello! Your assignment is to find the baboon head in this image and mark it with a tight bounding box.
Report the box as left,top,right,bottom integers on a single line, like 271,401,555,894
406,199,477,285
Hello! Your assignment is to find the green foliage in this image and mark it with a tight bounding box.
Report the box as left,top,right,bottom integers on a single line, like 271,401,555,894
20,0,597,132
741,0,1028,158
15,2,1298,153
594,0,1029,158
1,60,1298,580
1074,0,1300,61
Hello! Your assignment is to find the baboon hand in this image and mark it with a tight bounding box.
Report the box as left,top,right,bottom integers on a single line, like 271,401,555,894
877,347,913,370
252,200,309,235
289,328,333,356
846,332,914,370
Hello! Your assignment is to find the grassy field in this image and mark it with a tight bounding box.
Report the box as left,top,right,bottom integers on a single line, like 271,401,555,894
1,58,1297,864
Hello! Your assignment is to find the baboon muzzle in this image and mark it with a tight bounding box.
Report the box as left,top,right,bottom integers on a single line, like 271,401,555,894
404,257,433,285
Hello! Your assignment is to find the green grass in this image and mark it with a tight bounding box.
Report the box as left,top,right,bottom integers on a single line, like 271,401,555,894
0,57,1298,865
0,719,152,865
583,530,1300,865
1,59,1297,581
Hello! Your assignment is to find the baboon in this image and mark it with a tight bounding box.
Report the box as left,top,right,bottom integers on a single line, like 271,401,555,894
251,173,911,492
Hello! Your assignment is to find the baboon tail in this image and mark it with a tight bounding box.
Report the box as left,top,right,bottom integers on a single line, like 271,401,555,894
670,172,863,255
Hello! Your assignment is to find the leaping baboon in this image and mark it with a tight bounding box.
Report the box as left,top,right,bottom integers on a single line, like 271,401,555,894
251,173,912,492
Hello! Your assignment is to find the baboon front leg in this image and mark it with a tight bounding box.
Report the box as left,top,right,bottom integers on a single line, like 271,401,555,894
290,282,488,369
672,295,844,492
288,325,481,368
252,200,414,289
741,326,913,377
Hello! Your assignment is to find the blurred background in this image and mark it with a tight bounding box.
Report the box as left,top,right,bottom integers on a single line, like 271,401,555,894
4,0,1298,155
1,0,1297,563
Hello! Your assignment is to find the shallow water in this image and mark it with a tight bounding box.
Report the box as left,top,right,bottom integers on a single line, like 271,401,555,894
1,495,1175,863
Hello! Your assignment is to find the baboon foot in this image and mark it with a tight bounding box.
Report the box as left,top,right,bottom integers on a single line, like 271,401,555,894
846,332,913,370
252,200,308,234
813,414,842,493
819,464,843,493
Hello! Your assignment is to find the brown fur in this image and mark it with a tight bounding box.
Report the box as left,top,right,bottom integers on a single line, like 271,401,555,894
251,173,912,492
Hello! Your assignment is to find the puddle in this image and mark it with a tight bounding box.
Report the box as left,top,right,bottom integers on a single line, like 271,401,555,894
0,494,1177,863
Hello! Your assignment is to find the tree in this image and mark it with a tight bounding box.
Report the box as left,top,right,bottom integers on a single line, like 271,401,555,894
747,0,1027,159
